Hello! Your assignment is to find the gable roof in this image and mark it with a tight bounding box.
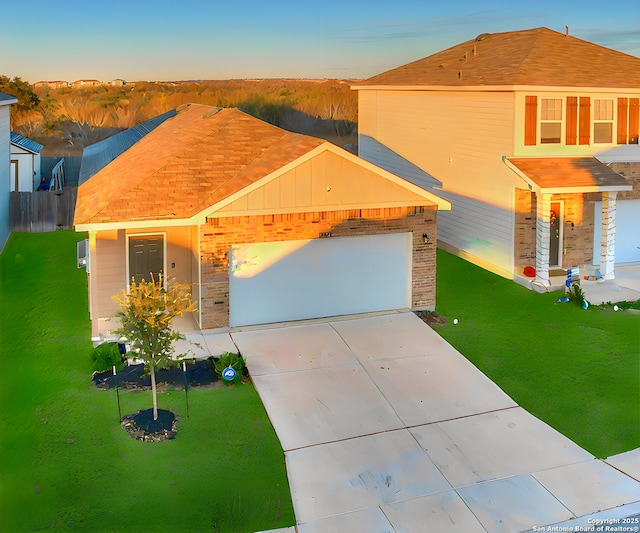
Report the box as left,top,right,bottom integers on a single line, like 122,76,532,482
10,131,43,154
354,27,640,89
75,105,327,226
75,105,449,229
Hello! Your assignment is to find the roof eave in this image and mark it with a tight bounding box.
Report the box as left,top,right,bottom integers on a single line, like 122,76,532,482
353,84,640,93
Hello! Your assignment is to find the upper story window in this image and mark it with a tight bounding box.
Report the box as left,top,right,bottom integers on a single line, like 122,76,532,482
540,98,562,143
525,95,639,147
593,99,614,143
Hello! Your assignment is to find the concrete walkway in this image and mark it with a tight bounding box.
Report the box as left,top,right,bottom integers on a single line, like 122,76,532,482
223,311,640,532
581,263,640,305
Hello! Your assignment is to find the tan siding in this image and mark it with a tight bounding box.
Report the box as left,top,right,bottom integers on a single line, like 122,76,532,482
95,230,125,318
190,225,201,326
94,227,195,321
357,89,517,276
360,90,517,208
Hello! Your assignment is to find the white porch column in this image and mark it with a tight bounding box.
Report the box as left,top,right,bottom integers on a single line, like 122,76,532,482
600,191,617,280
535,193,551,287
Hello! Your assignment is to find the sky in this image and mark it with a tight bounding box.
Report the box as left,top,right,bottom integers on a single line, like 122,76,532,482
2,0,639,83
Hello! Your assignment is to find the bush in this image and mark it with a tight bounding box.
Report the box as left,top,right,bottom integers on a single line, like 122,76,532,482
91,341,124,372
567,283,588,307
214,352,245,385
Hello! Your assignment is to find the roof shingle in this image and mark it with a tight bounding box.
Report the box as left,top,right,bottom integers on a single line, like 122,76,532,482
355,27,640,89
74,105,325,225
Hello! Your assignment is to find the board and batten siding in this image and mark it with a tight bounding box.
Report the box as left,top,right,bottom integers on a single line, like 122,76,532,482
358,89,519,277
215,150,431,216
0,105,11,250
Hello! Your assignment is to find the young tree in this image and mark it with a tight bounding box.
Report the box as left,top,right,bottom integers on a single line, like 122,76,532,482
112,276,197,421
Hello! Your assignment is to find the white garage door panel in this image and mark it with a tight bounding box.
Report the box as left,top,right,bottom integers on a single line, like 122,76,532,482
593,200,640,264
230,233,411,327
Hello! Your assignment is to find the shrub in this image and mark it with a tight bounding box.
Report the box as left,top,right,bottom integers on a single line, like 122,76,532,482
214,352,246,385
91,341,124,372
567,283,588,307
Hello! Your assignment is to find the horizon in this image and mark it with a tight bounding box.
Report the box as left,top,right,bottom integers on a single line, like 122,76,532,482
2,0,639,84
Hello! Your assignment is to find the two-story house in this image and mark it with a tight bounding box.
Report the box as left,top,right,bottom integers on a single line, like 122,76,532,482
354,27,640,289
1,92,18,251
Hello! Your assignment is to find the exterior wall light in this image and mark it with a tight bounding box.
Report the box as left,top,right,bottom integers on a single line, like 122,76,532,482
422,233,430,244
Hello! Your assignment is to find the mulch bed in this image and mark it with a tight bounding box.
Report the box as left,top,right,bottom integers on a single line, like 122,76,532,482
92,358,220,442
121,409,177,442
414,310,448,327
92,359,219,391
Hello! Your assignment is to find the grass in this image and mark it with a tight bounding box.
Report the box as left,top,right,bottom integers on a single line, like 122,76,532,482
0,231,295,532
433,249,640,459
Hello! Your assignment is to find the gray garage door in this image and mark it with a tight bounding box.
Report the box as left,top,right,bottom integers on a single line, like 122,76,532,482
593,200,640,264
229,233,412,327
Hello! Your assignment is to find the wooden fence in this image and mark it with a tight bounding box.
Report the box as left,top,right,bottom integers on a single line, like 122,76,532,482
10,188,77,232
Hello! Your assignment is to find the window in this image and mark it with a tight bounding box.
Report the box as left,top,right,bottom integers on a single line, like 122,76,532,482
540,99,562,143
593,99,613,143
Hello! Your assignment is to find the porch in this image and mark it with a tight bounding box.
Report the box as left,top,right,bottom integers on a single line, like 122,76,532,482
506,156,633,291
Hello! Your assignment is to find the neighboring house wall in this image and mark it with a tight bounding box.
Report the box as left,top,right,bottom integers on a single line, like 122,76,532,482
358,89,519,277
0,105,11,250
10,145,40,191
513,91,640,157
515,190,596,272
200,207,437,329
610,163,640,200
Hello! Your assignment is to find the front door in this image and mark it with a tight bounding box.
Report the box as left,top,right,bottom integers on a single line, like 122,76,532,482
549,201,562,268
128,235,164,284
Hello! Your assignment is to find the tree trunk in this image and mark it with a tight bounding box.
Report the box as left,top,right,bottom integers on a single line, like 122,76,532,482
150,364,158,421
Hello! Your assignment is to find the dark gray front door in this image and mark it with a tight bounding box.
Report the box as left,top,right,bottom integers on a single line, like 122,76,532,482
549,202,561,267
129,235,164,284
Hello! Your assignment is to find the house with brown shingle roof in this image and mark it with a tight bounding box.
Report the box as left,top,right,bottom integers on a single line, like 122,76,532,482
74,104,450,339
353,27,640,290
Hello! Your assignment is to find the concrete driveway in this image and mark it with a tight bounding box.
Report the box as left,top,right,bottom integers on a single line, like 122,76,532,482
230,311,640,532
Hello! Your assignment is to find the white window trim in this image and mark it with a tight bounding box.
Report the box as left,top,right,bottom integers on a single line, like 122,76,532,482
593,98,614,144
540,98,563,144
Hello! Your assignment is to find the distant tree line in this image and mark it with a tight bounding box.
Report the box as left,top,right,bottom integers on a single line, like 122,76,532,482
3,77,359,151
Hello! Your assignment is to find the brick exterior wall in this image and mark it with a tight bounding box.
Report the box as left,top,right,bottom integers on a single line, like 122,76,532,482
610,162,640,200
199,206,437,329
514,189,596,273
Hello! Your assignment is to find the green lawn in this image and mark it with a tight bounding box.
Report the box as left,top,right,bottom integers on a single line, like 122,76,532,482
0,231,295,532
433,249,640,459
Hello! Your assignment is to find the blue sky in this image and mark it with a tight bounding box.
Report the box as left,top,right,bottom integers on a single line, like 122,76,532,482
2,0,639,83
